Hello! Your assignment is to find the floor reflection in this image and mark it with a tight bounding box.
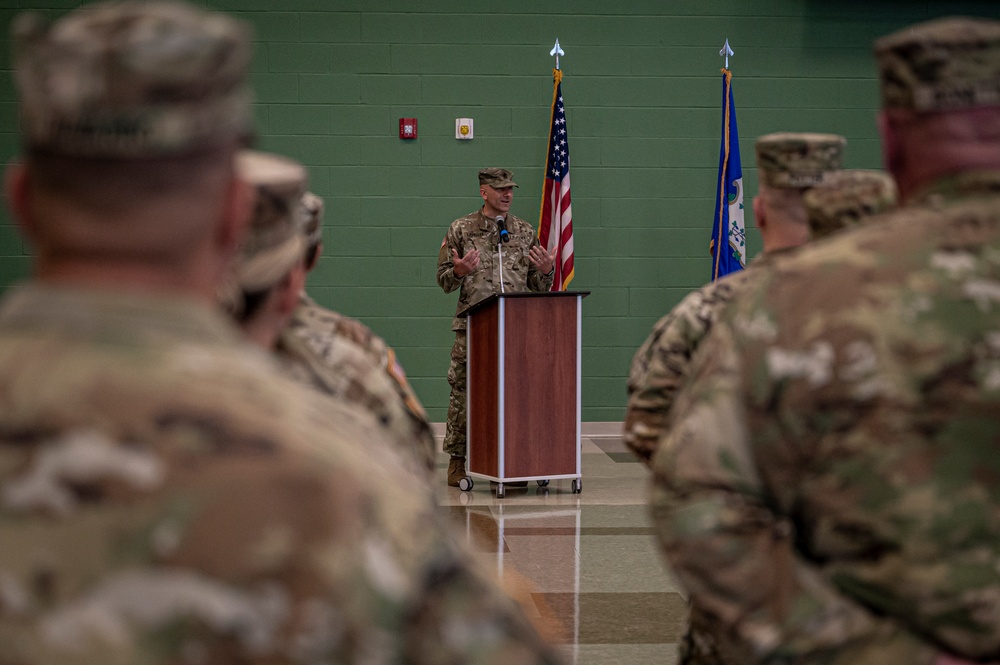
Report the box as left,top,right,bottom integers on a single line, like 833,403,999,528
437,432,684,665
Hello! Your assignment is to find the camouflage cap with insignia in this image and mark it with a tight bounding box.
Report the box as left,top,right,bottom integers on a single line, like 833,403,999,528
478,167,518,189
234,151,307,292
300,192,324,247
12,0,252,157
875,17,1000,112
804,170,898,240
755,132,846,189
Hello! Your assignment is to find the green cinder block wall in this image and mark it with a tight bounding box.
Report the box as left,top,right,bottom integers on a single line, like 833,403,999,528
2,1,999,422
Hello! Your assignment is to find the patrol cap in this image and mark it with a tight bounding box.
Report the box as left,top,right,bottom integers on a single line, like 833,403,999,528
804,170,898,240
234,151,307,292
300,192,325,247
875,17,1000,112
479,167,518,189
12,1,253,157
755,132,846,189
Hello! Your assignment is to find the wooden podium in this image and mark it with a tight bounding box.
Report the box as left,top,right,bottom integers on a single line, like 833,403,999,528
460,291,588,498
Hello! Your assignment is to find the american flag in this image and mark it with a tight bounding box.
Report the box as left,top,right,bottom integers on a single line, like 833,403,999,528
538,69,574,291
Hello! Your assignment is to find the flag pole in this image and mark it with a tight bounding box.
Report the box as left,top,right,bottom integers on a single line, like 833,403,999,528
713,39,735,281
539,39,574,291
542,38,566,239
540,38,565,278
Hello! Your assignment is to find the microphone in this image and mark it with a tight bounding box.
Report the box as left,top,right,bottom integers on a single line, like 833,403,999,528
496,215,510,244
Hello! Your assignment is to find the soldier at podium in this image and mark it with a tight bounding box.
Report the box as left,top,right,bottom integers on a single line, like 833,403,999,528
437,167,556,487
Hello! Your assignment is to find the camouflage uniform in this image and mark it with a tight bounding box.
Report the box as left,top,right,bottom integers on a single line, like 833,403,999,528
0,285,561,664
625,169,897,471
227,160,436,476
274,192,436,474
631,133,850,665
805,170,897,241
651,18,1000,665
626,133,846,469
0,4,562,663
626,264,772,665
278,293,437,474
437,172,553,460
627,256,765,467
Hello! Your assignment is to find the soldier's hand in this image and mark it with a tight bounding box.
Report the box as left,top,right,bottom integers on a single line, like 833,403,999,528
529,245,556,274
452,248,480,278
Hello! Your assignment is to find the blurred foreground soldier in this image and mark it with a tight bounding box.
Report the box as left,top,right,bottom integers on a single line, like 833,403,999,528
226,150,308,349
0,3,561,663
805,169,898,240
437,167,555,487
652,17,1000,665
625,132,845,467
227,158,434,476
627,132,845,665
277,192,436,473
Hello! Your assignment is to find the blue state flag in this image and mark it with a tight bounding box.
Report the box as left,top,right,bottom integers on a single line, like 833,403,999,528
711,69,746,281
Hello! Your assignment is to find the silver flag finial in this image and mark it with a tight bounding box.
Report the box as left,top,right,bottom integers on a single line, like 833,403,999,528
550,38,565,69
720,39,734,69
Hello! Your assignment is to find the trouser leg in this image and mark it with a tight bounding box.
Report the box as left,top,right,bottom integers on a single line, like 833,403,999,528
443,330,467,458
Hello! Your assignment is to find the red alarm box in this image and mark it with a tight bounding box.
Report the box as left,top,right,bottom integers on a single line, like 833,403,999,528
399,118,417,139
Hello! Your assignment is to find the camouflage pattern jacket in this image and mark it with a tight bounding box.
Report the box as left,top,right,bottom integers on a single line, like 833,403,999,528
437,209,554,331
0,284,560,664
625,259,765,466
277,293,437,474
651,172,1000,665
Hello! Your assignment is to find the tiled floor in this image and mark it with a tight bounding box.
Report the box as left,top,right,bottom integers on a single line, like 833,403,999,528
434,427,685,665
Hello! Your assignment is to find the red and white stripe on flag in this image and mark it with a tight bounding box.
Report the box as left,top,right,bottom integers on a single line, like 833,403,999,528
538,69,574,291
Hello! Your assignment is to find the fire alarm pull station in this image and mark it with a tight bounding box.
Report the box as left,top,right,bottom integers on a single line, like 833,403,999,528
399,118,417,139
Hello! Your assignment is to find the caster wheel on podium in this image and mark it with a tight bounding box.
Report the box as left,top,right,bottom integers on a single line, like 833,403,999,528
496,483,505,499
571,478,582,494
536,479,550,487
458,477,474,491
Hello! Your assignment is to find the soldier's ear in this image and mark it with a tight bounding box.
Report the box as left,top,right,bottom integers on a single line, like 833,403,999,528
480,186,488,202
753,194,766,233
877,111,901,177
3,161,36,243
305,242,322,272
278,265,306,317
217,172,255,256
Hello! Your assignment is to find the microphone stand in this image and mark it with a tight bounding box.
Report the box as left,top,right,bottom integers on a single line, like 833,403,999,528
496,216,509,294
497,229,505,294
